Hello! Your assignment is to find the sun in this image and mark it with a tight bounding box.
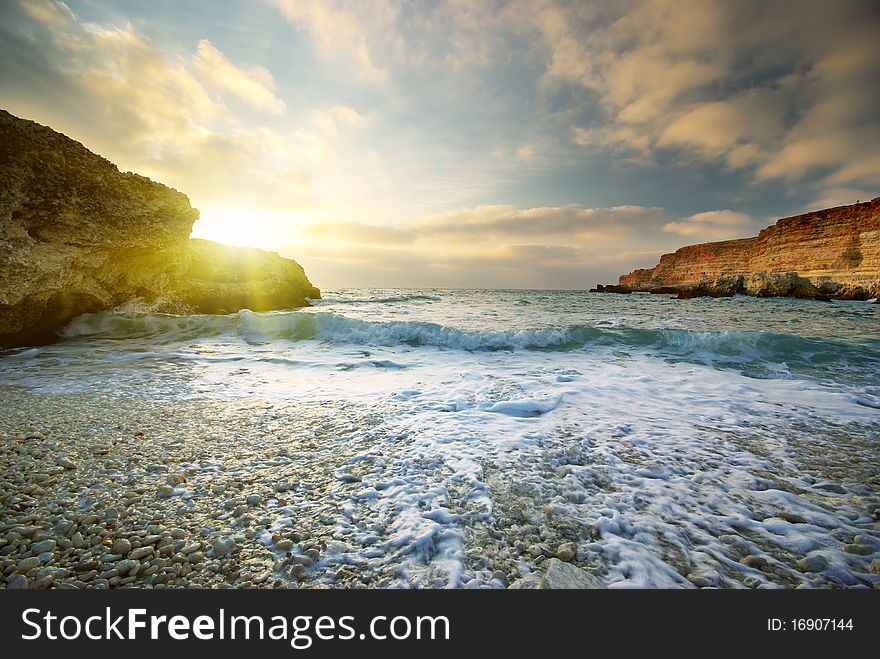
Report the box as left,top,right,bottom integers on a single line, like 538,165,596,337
190,207,294,250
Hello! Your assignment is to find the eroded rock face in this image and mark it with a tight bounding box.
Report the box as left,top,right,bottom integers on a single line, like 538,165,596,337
0,109,319,347
618,198,880,299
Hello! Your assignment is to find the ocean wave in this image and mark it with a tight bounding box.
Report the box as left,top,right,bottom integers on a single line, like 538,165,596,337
58,310,880,374
312,293,441,305
60,310,603,350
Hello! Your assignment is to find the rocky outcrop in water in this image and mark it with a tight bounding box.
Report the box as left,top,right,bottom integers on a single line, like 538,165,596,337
0,109,319,347
610,198,880,300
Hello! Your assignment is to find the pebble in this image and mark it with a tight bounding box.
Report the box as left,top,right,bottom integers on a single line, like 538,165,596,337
814,482,846,494
687,571,718,587
112,539,133,555
246,495,261,506
842,544,873,556
740,555,769,570
555,542,577,562
213,536,236,557
71,532,85,548
326,541,348,554
275,539,294,551
797,555,829,573
54,520,74,536
57,457,76,469
167,473,186,486
778,512,808,524
30,539,56,554
540,558,605,589
157,485,175,497
116,559,138,574
129,547,153,560
17,557,42,572
9,574,29,589
744,575,764,588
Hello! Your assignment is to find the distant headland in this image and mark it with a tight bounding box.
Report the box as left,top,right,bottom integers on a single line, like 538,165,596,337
594,197,880,301
0,110,319,348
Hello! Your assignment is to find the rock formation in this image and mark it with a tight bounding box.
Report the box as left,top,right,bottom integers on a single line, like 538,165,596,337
0,109,319,348
611,198,880,300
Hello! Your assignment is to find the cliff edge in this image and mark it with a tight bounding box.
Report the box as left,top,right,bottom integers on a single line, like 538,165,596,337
0,109,319,348
615,198,880,300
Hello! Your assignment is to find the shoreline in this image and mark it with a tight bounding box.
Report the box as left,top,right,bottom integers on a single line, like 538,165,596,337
2,383,878,589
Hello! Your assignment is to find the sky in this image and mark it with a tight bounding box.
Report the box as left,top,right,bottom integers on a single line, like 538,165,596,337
1,0,878,289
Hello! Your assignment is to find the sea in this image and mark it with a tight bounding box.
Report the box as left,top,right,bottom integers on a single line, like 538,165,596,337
2,289,879,588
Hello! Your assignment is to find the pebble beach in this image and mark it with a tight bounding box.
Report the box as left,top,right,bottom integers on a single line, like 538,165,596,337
0,389,384,589
2,290,879,589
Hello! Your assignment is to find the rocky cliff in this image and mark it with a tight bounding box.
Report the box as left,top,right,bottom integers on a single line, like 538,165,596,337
616,198,880,299
0,109,319,348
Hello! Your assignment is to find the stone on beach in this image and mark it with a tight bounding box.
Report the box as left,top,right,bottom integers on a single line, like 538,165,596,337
539,558,605,589
112,539,133,555
29,539,56,554
8,574,29,589
212,536,237,557
797,555,829,573
555,542,577,562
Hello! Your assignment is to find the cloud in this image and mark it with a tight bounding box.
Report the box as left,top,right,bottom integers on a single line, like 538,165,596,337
802,187,878,212
490,243,582,264
0,0,319,210
311,105,368,137
3,0,876,291
663,210,758,240
192,39,286,115
300,221,414,245
266,0,877,213
420,204,670,241
269,0,395,82
292,202,762,287
549,0,880,198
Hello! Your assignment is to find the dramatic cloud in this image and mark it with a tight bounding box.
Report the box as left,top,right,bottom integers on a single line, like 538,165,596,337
266,0,878,209
0,0,329,211
548,0,880,199
2,0,877,289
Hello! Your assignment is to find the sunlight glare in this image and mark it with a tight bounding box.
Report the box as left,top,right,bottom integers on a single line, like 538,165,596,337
190,208,296,250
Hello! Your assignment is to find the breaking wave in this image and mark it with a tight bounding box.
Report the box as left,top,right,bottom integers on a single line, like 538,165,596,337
58,310,879,378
